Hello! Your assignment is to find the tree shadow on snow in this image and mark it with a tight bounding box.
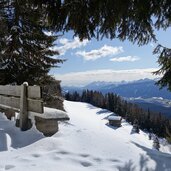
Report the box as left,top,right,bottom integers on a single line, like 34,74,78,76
96,109,112,115
0,119,44,151
117,160,136,171
131,142,171,171
0,129,8,151
105,123,120,130
117,154,155,171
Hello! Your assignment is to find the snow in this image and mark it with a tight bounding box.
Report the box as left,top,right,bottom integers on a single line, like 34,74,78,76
108,115,122,121
29,107,69,120
0,100,171,171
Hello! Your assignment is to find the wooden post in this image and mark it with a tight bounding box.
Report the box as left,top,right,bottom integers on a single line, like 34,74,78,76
19,83,28,131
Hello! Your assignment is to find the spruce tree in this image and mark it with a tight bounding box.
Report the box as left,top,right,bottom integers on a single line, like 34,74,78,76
153,45,171,91
0,0,64,85
153,136,160,151
166,126,171,143
132,119,140,134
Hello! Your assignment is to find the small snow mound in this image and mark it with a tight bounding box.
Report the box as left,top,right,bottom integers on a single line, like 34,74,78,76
108,116,122,120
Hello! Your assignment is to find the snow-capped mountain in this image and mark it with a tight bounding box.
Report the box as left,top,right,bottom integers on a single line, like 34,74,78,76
63,79,171,99
0,101,171,171
84,81,115,90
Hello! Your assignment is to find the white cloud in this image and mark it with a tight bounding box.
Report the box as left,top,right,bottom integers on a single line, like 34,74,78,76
59,38,69,44
76,45,124,61
110,56,140,62
53,37,89,55
54,68,160,86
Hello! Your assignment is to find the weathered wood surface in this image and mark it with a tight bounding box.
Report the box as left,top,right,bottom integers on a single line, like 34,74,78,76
0,95,43,113
109,120,122,127
0,96,19,109
0,85,41,99
28,86,42,99
20,84,28,131
35,116,59,136
27,99,43,113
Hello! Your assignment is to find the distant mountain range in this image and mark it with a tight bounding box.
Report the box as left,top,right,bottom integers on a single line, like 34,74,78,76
63,79,171,118
63,78,171,99
127,97,171,118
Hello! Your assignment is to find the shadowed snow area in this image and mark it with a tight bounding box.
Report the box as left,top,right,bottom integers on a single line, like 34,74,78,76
0,100,171,171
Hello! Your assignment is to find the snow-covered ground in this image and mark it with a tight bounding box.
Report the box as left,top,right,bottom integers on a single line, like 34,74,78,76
0,100,171,171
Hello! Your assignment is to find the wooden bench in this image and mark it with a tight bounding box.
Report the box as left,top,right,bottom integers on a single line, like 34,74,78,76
108,116,122,127
0,83,69,136
29,107,69,136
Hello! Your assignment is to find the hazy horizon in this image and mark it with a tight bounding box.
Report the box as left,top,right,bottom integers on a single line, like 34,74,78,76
55,68,160,86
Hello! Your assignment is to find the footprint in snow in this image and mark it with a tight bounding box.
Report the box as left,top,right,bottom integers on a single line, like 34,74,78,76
18,158,31,163
5,165,15,170
93,157,102,163
80,161,93,167
53,156,61,160
107,158,120,163
76,130,82,133
32,154,41,158
58,150,70,155
79,154,90,158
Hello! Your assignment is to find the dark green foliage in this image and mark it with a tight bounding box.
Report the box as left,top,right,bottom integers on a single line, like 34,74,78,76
153,136,160,151
42,76,64,110
0,0,64,85
153,45,171,91
42,0,156,45
166,126,171,143
65,90,171,140
149,133,152,140
132,119,140,134
23,0,171,46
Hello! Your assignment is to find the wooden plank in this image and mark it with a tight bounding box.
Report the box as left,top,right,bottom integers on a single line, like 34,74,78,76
34,116,58,136
20,83,28,131
27,99,44,113
27,86,42,99
0,85,21,97
0,104,20,112
0,95,20,109
0,95,43,113
0,85,41,99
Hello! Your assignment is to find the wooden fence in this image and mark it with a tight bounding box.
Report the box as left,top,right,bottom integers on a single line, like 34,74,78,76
0,83,43,131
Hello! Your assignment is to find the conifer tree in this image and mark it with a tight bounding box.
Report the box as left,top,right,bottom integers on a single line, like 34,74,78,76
166,126,171,143
153,136,160,151
132,119,140,134
0,0,64,85
153,45,171,91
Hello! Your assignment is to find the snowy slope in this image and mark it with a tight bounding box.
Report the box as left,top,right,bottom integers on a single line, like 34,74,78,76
0,101,171,171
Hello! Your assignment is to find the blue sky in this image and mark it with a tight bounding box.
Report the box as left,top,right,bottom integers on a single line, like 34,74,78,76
50,28,171,86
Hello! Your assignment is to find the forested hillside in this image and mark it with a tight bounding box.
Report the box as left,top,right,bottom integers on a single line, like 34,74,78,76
65,90,171,141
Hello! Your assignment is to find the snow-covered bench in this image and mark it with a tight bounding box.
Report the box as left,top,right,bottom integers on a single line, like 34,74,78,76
108,116,122,127
0,83,69,136
28,107,69,136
